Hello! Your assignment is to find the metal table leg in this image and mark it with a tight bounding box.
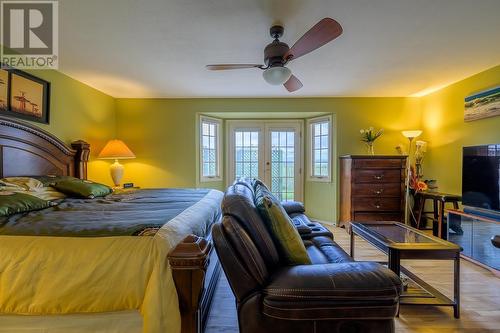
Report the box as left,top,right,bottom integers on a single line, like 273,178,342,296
454,253,460,318
350,229,355,259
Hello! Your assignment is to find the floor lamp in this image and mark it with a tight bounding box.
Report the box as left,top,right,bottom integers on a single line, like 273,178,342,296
402,130,423,225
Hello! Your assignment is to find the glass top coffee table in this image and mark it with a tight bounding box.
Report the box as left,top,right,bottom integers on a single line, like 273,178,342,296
350,221,461,318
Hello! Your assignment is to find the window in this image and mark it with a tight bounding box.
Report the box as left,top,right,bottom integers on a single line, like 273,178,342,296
309,116,331,181
234,130,259,179
200,116,222,181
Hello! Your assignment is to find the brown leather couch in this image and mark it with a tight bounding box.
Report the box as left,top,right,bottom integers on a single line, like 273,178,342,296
212,179,402,333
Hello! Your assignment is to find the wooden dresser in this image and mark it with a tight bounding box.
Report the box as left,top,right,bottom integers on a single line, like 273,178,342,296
339,155,407,229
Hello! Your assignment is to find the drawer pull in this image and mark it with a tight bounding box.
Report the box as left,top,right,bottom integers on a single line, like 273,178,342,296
374,175,384,180
373,189,384,195
374,203,381,209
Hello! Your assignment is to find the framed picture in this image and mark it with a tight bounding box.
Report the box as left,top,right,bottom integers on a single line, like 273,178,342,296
464,86,500,122
0,68,8,112
0,69,50,124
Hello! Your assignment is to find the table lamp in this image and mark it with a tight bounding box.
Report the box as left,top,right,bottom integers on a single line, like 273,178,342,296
402,130,422,225
98,139,136,187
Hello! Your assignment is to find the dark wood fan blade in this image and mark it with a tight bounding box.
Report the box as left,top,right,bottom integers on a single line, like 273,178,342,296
284,18,343,61
283,75,303,92
206,64,264,70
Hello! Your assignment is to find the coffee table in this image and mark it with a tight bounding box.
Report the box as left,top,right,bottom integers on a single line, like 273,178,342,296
350,221,461,318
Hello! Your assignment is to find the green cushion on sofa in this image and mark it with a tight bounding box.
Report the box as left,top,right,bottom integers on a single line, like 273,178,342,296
254,183,311,265
52,179,112,199
0,191,52,217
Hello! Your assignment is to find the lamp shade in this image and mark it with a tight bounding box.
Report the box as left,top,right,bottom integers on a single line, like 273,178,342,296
98,139,136,159
401,130,423,139
262,66,292,85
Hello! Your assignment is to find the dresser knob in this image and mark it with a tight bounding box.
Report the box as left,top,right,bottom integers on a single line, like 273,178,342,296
374,175,384,180
375,203,381,209
374,189,384,195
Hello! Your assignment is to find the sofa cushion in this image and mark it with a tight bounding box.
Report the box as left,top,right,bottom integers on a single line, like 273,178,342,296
222,183,280,268
281,201,305,215
304,236,354,264
254,184,311,265
263,262,401,320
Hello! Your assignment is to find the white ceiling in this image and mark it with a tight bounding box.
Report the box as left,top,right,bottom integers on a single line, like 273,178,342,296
59,0,500,98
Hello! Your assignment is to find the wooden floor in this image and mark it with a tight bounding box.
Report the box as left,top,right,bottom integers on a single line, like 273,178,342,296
205,226,500,333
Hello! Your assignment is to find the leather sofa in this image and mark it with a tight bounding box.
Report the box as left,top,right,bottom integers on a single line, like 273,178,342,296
212,179,402,333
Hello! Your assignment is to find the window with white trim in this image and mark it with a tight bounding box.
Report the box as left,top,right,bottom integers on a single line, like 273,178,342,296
309,116,331,181
200,116,222,181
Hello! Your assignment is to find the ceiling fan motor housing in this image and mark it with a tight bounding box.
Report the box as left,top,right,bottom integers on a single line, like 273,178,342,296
264,40,289,67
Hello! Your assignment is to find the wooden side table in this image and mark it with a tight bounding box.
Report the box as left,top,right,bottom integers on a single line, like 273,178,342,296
415,191,461,239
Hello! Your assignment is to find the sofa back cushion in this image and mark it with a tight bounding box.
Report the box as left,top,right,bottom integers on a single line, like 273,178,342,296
254,183,311,265
222,183,280,269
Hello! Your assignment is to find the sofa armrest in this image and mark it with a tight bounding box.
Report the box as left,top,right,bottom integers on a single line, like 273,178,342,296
281,201,305,215
262,262,401,320
265,262,401,301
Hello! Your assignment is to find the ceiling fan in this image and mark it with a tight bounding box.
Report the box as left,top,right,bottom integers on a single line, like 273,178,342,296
206,18,343,93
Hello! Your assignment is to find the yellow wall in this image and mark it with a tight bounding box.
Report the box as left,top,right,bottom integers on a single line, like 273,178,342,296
25,70,116,184
421,65,500,195
115,97,421,222
17,65,499,222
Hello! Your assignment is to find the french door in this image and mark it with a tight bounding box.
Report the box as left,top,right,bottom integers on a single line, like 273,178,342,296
227,120,303,201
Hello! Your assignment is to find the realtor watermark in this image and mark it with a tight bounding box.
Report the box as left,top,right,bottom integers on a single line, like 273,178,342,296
1,0,58,69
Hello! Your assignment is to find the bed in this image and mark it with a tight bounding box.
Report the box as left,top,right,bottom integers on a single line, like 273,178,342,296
0,116,222,333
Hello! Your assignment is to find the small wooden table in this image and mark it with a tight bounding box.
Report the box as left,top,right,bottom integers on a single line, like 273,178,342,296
415,191,462,239
350,221,461,318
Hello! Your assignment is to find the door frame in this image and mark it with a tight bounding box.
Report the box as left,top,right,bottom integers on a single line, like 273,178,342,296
226,119,304,201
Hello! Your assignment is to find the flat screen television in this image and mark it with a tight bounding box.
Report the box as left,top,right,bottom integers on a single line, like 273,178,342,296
462,144,500,212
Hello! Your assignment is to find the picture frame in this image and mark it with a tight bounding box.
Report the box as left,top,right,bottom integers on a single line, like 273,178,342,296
0,68,8,112
464,86,500,122
0,65,50,124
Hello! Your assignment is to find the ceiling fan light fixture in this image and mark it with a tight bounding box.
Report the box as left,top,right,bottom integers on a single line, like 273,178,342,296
262,66,292,85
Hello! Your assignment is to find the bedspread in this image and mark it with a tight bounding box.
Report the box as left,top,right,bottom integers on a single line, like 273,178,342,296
0,188,223,333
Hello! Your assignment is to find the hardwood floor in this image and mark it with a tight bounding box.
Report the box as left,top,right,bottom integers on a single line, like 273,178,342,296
205,226,500,333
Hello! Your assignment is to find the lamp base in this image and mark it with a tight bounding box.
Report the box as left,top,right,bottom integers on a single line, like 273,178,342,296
110,159,124,187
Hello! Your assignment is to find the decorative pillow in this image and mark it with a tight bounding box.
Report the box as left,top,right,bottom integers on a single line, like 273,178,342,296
254,183,311,265
1,177,45,191
0,191,53,217
29,175,77,187
52,179,112,199
1,177,66,201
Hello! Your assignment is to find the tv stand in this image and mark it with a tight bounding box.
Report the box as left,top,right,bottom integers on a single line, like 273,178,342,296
463,206,500,220
447,209,500,276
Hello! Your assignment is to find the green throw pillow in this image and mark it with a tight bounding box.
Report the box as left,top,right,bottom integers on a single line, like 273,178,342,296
30,175,77,187
52,179,112,199
255,184,311,265
0,191,52,217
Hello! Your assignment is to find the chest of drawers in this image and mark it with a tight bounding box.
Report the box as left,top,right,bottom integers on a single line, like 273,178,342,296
339,155,407,229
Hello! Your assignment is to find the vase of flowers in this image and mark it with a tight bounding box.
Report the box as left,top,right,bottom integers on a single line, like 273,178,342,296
360,127,383,155
414,140,427,178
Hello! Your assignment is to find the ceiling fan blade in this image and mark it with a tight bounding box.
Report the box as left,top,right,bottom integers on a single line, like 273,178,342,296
284,18,343,61
283,75,303,92
206,64,264,70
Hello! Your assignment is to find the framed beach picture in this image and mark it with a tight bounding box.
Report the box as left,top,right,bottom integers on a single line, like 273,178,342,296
464,86,500,122
0,68,8,111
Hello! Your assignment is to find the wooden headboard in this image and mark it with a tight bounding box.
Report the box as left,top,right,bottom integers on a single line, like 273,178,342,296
0,116,90,179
